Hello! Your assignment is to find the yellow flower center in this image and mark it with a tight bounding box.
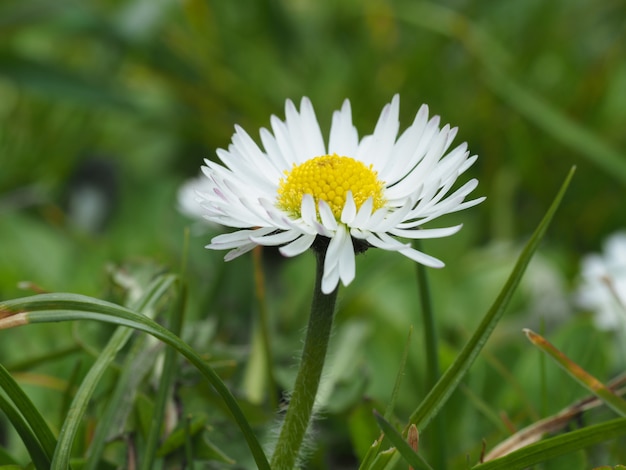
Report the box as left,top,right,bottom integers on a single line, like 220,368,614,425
276,154,386,220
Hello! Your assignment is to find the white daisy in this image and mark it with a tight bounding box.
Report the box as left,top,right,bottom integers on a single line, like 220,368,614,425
577,231,626,331
197,95,484,294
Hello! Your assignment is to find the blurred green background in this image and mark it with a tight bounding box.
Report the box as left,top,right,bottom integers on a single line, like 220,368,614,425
1,0,625,468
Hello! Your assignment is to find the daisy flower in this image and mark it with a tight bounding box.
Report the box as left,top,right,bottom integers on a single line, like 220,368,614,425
577,231,626,331
198,95,484,294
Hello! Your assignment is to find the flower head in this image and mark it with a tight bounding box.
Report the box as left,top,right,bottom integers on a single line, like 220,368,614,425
577,231,626,331
197,95,484,293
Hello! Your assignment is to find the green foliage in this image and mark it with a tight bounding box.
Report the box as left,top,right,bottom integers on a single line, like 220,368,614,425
1,0,626,468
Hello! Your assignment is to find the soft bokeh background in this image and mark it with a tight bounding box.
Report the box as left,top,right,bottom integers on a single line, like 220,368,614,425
1,0,625,468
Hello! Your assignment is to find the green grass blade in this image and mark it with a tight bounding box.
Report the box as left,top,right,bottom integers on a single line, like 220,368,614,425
0,364,58,462
413,240,446,469
0,293,270,470
52,322,137,468
473,417,626,469
140,282,188,470
85,273,182,469
0,377,52,469
408,167,575,430
367,448,398,470
83,328,159,469
184,415,196,470
359,438,384,470
51,274,178,470
524,329,626,417
373,412,433,470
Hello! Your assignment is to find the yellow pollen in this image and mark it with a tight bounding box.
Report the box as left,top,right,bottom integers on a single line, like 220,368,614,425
276,154,386,220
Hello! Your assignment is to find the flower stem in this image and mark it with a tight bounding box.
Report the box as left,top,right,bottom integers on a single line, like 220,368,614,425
270,248,338,470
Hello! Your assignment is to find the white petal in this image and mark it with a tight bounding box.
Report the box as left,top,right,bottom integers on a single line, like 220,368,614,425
250,230,301,246
279,234,316,257
260,127,291,171
351,197,374,228
318,200,338,230
388,224,463,239
271,113,297,166
365,232,411,252
301,194,317,225
208,227,274,249
329,99,359,156
341,191,357,224
370,203,412,232
338,235,356,286
384,124,450,200
397,246,445,268
361,94,400,168
365,232,444,267
444,196,486,214
322,225,355,293
363,206,390,230
378,103,429,182
299,97,326,156
321,262,340,295
384,114,441,186
224,243,258,261
284,98,325,163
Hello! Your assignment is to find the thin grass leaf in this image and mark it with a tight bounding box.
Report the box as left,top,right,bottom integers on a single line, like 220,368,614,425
0,364,57,462
86,272,182,468
359,438,385,470
51,274,178,470
184,415,196,470
407,167,575,431
59,360,82,430
156,415,205,458
0,393,50,469
484,373,626,461
0,293,270,470
366,446,400,470
140,282,188,470
84,333,160,469
414,240,446,469
524,329,626,417
373,412,433,470
53,321,139,468
473,417,626,469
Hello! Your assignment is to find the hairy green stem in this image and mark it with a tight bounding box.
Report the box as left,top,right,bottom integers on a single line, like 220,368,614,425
270,248,338,470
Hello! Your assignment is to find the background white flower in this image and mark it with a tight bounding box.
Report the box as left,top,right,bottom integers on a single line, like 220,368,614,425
178,174,209,220
577,231,626,331
197,95,484,293
177,174,219,234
